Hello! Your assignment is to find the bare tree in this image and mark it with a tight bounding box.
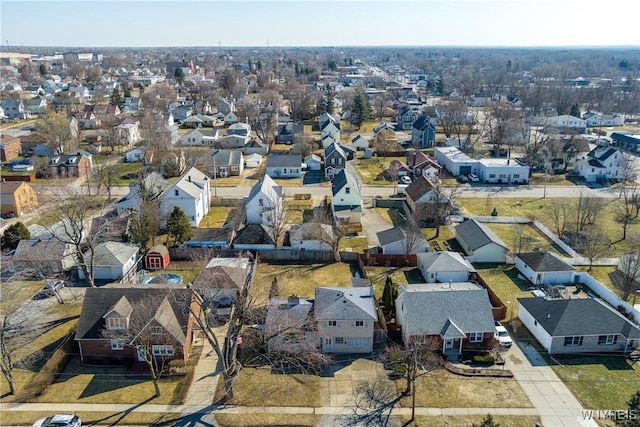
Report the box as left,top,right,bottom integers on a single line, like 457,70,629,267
511,223,532,254
344,340,443,426
140,83,177,112
262,197,294,248
91,161,120,200
127,200,161,251
615,154,640,241
415,180,460,238
578,230,610,271
34,111,78,155
546,199,571,238
309,204,349,261
404,215,426,255
573,189,606,232
614,250,640,302
43,190,110,287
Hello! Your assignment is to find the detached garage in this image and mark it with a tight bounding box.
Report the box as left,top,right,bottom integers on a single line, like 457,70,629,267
145,244,170,270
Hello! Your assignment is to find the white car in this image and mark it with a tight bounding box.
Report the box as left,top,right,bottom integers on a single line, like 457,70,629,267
468,173,480,182
32,414,81,427
494,322,513,348
399,175,412,185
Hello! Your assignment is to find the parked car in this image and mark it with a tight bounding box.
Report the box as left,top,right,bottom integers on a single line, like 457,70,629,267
468,173,480,182
38,280,66,298
494,322,513,348
399,175,412,185
32,414,81,427
457,175,468,183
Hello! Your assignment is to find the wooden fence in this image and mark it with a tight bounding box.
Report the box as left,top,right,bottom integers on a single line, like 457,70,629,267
360,253,417,267
476,274,507,321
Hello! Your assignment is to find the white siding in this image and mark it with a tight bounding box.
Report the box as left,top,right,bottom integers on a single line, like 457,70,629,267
518,302,553,352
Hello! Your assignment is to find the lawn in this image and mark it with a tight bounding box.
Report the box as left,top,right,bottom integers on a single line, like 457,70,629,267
457,197,640,256
406,415,541,427
31,357,184,405
339,236,369,253
353,156,406,186
398,369,532,408
114,162,144,185
475,265,531,321
0,411,181,426
251,262,353,303
198,206,234,228
375,206,407,226
214,367,320,407
365,266,424,298
550,356,640,410
216,414,320,427
486,223,558,254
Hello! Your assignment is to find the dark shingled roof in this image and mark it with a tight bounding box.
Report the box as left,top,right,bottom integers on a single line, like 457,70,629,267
75,288,191,342
455,218,507,251
377,227,406,247
405,175,435,202
517,251,575,272
518,298,640,339
233,223,275,245
266,153,302,168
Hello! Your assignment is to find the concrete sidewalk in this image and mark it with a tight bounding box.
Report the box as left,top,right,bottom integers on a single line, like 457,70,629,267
505,340,599,427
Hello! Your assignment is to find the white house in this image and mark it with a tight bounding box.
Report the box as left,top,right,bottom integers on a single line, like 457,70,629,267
515,251,576,286
351,135,370,151
434,146,478,177
179,128,219,146
315,286,377,354
160,167,211,227
244,153,263,169
477,158,529,184
78,242,139,281
124,147,145,163
583,112,624,127
331,169,362,225
116,121,141,147
454,218,508,263
289,223,333,251
376,226,428,255
304,154,322,171
321,119,341,146
416,251,476,284
245,174,283,225
575,146,625,183
546,115,587,131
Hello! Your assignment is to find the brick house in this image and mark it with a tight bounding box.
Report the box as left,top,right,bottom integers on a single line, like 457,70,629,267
0,181,39,217
49,150,93,178
0,134,22,162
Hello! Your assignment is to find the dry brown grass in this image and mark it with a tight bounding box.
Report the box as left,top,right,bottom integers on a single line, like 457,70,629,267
0,411,181,426
215,367,320,407
407,415,541,427
251,262,353,304
215,413,320,426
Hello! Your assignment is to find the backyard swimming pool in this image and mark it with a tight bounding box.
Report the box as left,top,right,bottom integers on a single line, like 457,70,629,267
142,273,183,285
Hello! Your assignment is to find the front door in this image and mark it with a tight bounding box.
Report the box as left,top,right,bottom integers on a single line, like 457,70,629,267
445,339,454,350
220,167,228,177
323,337,332,352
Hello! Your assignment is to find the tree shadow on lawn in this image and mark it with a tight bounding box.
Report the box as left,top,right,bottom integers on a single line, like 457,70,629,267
78,372,151,400
403,268,424,284
476,264,531,293
551,355,636,371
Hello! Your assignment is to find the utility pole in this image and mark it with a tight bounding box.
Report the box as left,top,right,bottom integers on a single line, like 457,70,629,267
213,154,217,198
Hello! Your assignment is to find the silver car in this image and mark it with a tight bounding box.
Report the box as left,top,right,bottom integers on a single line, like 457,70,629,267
32,414,81,427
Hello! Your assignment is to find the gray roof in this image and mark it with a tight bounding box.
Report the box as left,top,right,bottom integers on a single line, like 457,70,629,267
13,239,72,261
331,169,359,197
208,149,242,167
84,242,139,267
376,227,406,247
517,251,575,272
193,257,251,290
416,251,475,273
397,287,495,336
455,218,507,251
518,298,640,339
247,174,282,203
314,287,377,321
266,153,302,168
265,297,315,336
290,223,333,242
233,223,275,245
75,287,191,343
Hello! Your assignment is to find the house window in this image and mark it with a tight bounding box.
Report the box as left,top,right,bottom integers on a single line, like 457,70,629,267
327,320,337,327
283,168,287,174
489,174,496,178
598,335,617,345
259,198,264,207
354,320,365,327
331,158,336,165
469,332,483,342
345,187,350,194
231,165,238,171
174,189,179,196
151,326,163,335
107,317,126,330
348,337,370,347
110,339,124,350
514,174,520,178
335,337,344,344
564,336,583,347
152,345,174,356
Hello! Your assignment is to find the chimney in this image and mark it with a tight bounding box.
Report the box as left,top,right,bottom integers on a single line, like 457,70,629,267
188,175,191,182
287,295,299,305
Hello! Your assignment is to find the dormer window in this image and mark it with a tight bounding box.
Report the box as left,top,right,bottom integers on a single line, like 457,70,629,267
107,317,126,330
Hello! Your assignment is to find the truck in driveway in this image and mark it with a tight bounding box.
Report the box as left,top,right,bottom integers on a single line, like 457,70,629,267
397,184,408,195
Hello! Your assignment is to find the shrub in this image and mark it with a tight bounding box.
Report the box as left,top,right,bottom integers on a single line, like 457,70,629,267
473,355,495,364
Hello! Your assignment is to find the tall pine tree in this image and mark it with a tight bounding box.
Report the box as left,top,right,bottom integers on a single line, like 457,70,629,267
166,207,193,246
349,92,371,130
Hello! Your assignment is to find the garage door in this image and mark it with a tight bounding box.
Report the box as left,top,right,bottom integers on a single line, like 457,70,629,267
459,166,472,175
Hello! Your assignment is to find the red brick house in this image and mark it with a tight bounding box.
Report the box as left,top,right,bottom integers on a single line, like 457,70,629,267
145,244,170,270
76,288,199,365
49,150,92,178
0,134,22,162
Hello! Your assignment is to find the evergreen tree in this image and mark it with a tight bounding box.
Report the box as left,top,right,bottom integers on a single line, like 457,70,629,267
315,96,327,117
110,87,124,109
325,88,335,114
349,92,371,130
39,63,47,77
473,414,500,427
382,277,396,319
174,66,185,84
123,83,132,98
569,104,581,118
1,222,30,250
166,207,193,246
616,391,640,427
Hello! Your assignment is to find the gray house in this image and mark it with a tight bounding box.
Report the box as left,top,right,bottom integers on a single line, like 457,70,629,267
266,154,302,179
324,142,347,180
411,114,436,148
454,218,509,263
518,298,640,354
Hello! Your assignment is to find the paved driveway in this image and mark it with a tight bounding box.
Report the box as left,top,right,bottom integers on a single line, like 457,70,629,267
505,340,598,427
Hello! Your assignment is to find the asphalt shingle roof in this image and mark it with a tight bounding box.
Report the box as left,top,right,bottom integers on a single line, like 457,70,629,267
314,287,377,321
517,251,575,272
518,298,640,339
416,251,475,273
377,227,406,247
397,287,495,336
455,218,507,251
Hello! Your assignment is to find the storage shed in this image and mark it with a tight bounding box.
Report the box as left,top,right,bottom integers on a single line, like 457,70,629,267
145,244,170,270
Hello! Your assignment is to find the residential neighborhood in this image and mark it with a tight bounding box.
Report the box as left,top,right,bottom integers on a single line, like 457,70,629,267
1,33,640,427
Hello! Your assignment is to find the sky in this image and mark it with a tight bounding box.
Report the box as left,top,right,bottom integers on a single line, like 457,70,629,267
1,0,639,48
